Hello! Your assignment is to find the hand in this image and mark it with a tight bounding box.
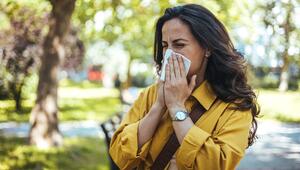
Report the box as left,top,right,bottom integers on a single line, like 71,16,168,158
154,79,166,109
164,53,197,114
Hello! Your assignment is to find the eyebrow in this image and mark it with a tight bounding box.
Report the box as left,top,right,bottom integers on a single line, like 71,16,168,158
162,38,189,43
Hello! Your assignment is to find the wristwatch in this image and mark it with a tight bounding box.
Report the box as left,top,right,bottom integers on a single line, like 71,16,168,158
172,111,189,121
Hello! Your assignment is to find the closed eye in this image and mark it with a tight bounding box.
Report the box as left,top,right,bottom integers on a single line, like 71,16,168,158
174,43,185,48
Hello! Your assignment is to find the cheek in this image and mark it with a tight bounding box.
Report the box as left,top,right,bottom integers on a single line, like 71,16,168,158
186,54,203,75
181,45,205,76
188,60,201,76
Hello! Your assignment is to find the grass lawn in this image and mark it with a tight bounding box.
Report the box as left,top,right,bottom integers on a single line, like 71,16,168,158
257,89,300,122
0,79,122,122
0,136,109,170
0,80,117,169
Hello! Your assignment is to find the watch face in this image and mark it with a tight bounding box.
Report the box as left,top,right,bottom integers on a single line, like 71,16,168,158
177,112,186,120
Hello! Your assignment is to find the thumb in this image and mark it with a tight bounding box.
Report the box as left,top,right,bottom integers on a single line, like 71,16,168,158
157,79,165,90
188,75,197,92
158,79,164,86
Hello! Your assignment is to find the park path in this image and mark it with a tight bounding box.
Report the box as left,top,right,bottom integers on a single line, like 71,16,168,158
0,120,299,169
238,121,300,170
0,120,102,138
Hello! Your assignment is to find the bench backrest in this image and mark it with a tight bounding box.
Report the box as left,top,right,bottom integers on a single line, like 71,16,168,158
100,112,124,170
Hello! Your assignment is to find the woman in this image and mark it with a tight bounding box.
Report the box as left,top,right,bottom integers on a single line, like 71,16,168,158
109,4,259,170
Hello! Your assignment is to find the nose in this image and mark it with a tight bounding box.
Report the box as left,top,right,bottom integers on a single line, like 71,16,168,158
163,48,173,56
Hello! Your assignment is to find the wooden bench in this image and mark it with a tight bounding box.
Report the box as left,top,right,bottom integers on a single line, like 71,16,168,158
100,112,124,170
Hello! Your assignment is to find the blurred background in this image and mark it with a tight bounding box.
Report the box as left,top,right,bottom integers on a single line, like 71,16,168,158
0,0,299,169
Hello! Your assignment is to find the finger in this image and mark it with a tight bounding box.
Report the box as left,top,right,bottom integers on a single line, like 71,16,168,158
169,55,175,80
188,75,197,92
178,55,185,77
158,79,164,85
171,54,178,78
166,63,171,83
174,54,181,78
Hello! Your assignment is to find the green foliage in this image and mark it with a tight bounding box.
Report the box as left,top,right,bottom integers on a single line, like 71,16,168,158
72,0,245,60
73,0,166,61
0,137,109,170
259,75,279,89
71,0,251,88
249,74,280,89
0,2,47,111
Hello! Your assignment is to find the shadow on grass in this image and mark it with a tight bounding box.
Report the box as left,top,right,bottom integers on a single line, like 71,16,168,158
0,136,109,170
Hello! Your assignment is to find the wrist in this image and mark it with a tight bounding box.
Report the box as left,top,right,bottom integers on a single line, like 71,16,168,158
153,101,164,110
152,102,166,116
168,104,186,116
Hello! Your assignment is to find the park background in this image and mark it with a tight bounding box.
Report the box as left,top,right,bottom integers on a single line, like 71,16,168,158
0,0,299,169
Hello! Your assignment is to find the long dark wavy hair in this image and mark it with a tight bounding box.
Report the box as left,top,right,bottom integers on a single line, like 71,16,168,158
153,4,260,147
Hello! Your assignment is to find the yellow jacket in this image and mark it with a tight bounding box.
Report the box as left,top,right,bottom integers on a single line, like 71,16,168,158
109,81,252,170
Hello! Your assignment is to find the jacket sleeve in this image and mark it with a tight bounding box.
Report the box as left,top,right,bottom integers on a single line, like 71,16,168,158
175,109,252,170
109,86,155,170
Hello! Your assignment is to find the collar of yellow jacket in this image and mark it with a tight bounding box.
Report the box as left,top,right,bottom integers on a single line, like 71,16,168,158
191,80,217,110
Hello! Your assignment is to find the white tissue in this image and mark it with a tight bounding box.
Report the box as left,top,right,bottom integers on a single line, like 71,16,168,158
160,49,191,81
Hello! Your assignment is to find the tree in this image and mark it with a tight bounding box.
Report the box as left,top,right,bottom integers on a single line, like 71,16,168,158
72,0,171,87
260,0,300,91
61,27,85,72
71,0,243,88
29,0,76,148
0,5,45,111
0,0,83,113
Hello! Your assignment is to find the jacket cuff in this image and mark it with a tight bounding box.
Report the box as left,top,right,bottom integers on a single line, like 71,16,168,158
176,125,210,169
120,121,151,160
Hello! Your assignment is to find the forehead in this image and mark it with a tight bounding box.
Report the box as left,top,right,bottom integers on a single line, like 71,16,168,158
161,18,192,40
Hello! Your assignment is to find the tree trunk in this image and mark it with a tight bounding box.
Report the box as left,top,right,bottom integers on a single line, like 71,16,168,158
15,81,24,112
278,2,292,92
278,51,289,92
29,0,76,148
9,81,21,112
125,55,133,88
8,76,24,112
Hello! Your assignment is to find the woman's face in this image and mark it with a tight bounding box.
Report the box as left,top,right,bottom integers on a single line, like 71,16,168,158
162,18,206,80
